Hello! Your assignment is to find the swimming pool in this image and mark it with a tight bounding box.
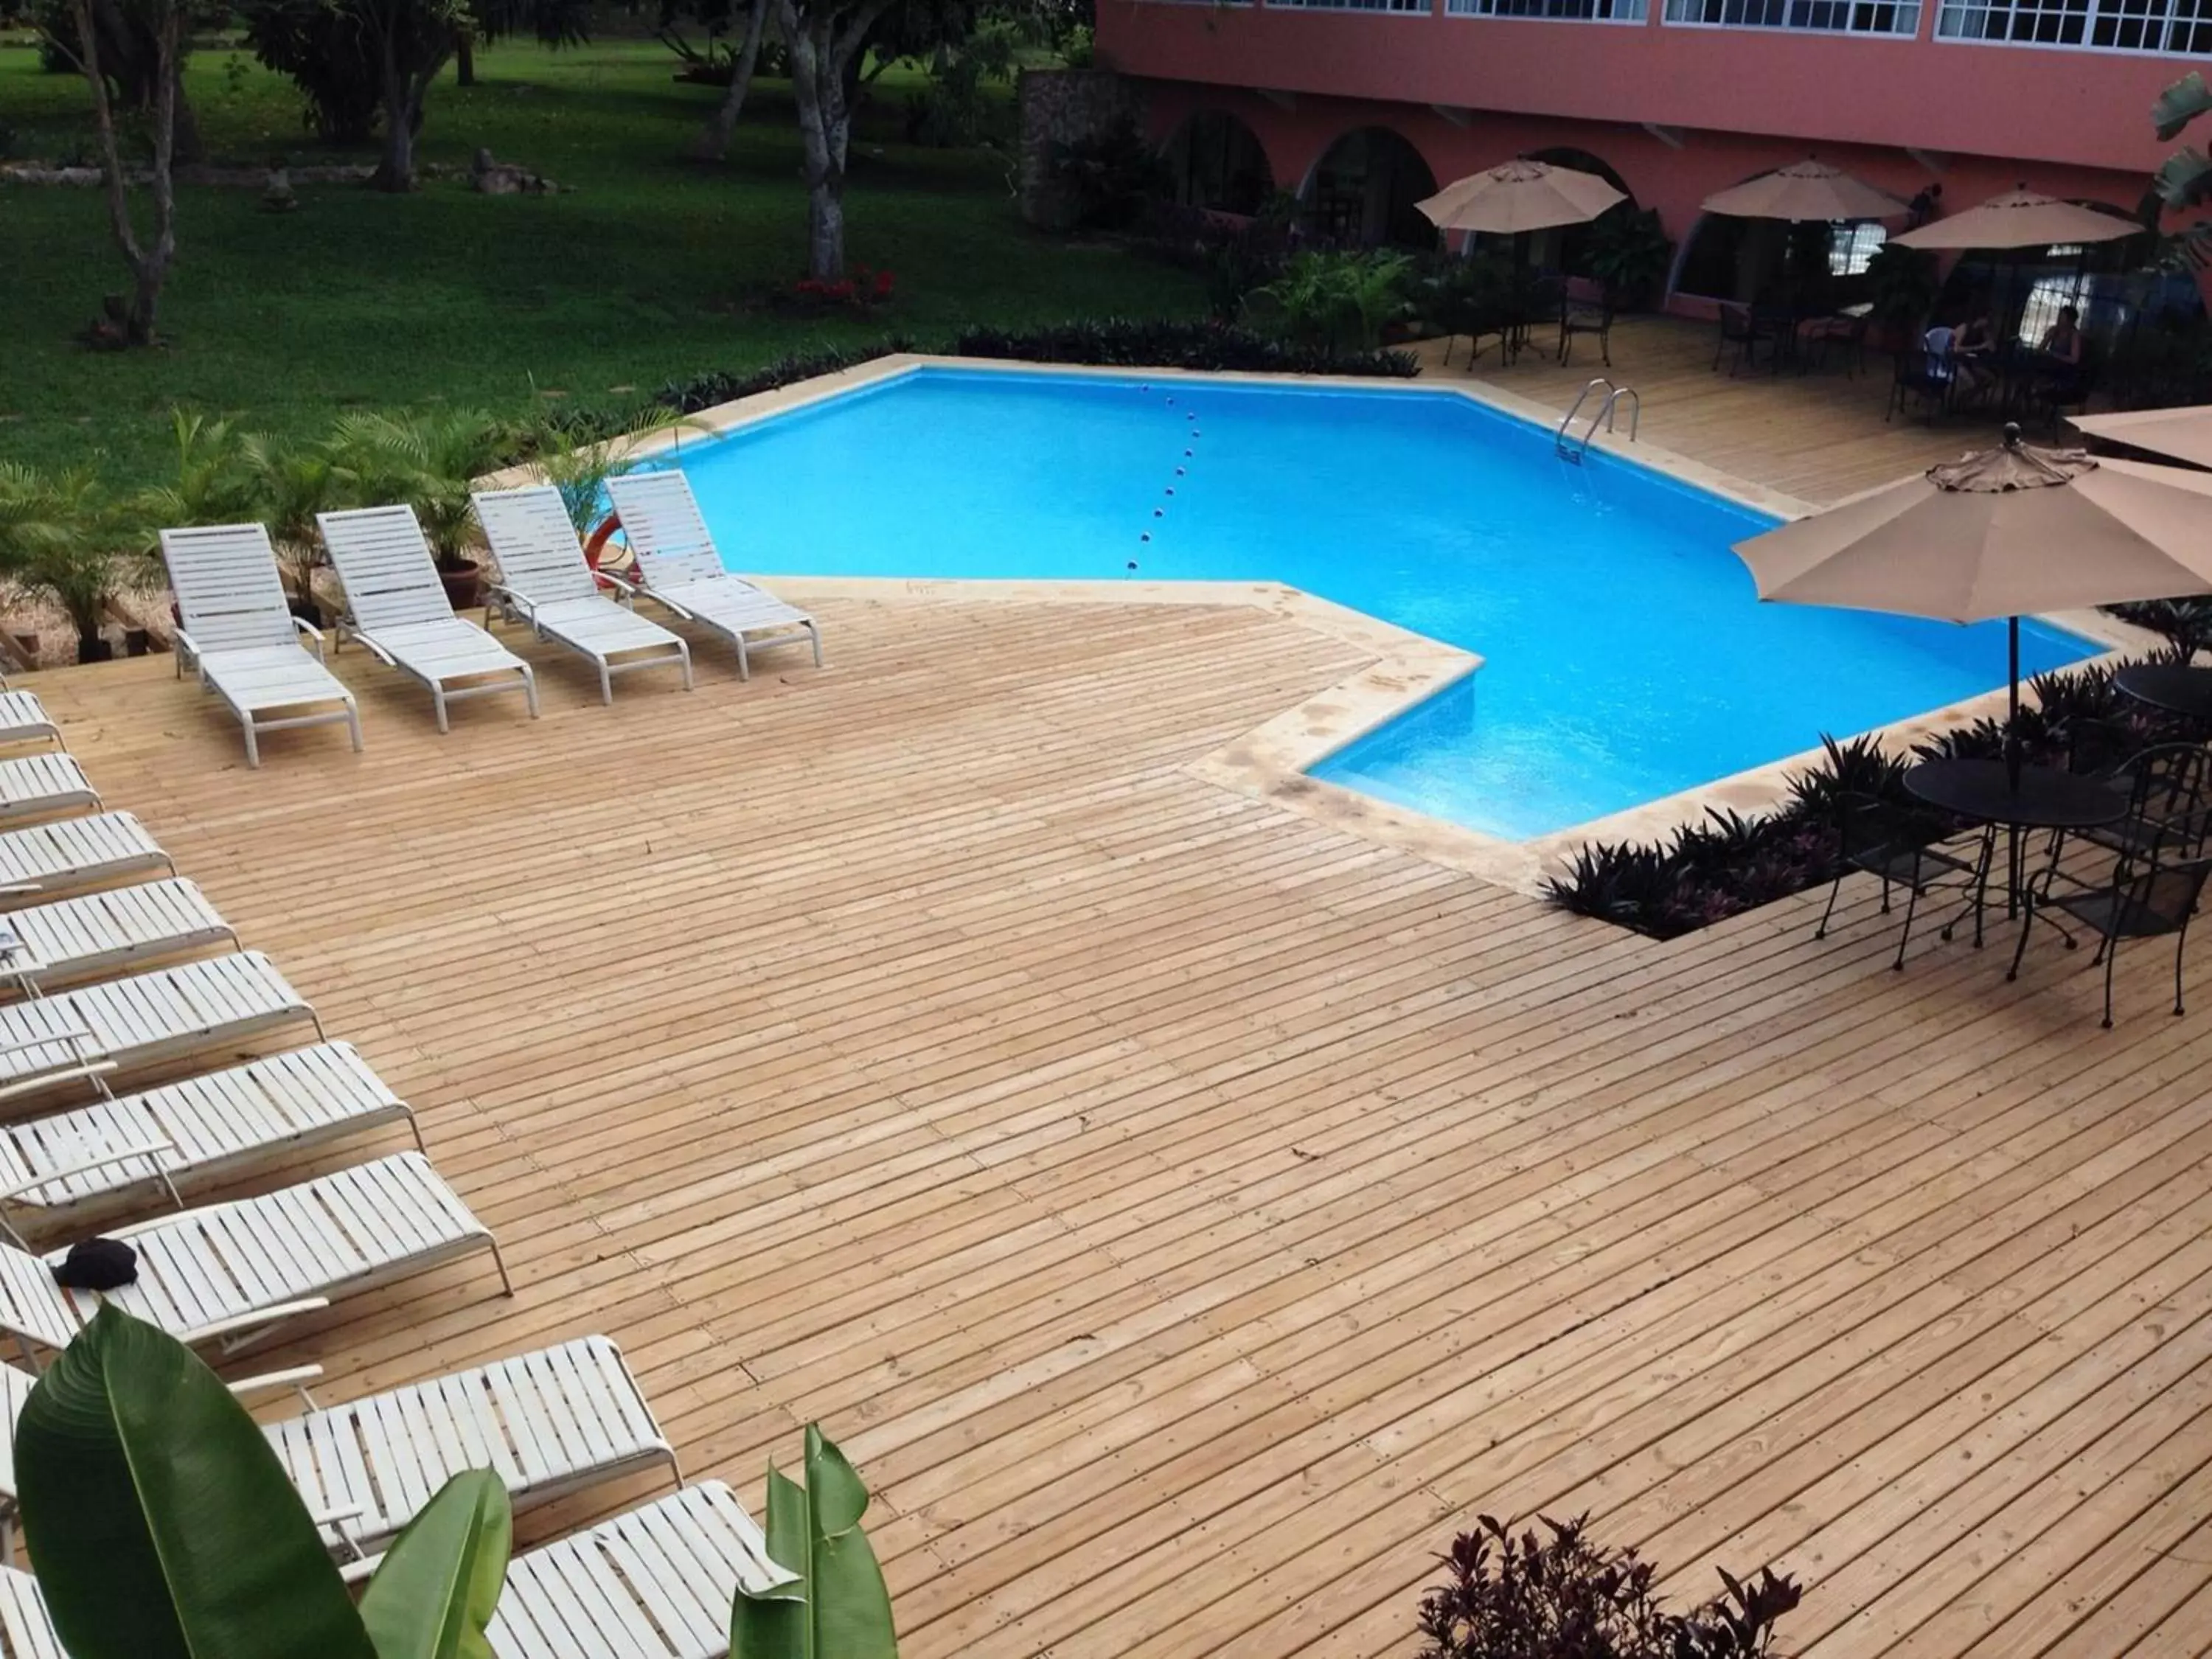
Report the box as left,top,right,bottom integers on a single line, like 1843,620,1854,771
664,366,2096,841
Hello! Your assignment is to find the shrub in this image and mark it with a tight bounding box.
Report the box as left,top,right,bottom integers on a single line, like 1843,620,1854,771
1049,114,1169,231
1545,665,2202,941
1416,1513,1801,1659
647,322,1418,419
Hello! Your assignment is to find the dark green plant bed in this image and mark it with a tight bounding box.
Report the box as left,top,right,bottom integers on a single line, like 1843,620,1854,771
1545,655,2198,942
647,320,1418,419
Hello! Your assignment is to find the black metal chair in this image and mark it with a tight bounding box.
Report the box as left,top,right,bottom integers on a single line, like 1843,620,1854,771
1886,335,1954,423
1558,289,1614,369
2008,834,2212,1026
1713,302,1760,376
2075,742,2212,864
1815,790,1992,970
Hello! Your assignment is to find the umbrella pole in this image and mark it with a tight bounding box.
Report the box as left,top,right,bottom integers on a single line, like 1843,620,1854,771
2007,613,2023,919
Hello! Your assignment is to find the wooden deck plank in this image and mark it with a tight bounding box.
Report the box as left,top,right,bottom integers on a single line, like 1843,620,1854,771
19,389,2208,1659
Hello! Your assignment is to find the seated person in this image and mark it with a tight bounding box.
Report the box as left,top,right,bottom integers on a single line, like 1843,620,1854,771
1952,307,1998,397
2036,305,2088,402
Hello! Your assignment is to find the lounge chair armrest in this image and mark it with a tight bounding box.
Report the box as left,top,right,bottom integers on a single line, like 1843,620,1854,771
0,1058,117,1106
484,581,536,621
289,614,328,659
226,1363,324,1399
0,1138,175,1202
175,1297,330,1346
338,1551,384,1586
595,566,640,599
0,1029,97,1062
341,625,397,669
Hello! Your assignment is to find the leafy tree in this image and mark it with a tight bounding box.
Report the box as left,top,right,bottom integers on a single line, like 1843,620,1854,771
236,0,589,189
42,0,182,344
2154,71,2212,270
35,0,206,161
693,0,772,161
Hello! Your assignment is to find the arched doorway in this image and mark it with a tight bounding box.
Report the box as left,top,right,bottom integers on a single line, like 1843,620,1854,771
1298,127,1439,248
1163,111,1275,217
1522,146,1635,276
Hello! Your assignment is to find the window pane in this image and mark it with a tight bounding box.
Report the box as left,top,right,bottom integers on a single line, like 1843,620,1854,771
1934,0,2209,49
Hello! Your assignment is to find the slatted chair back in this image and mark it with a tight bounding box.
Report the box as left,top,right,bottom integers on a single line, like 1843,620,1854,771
158,524,300,655
470,487,600,607
0,1246,78,1352
317,507,460,633
2119,742,2212,857
605,471,726,588
0,1568,63,1659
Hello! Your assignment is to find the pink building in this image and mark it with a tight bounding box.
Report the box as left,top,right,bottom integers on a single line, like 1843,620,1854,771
1093,0,2206,314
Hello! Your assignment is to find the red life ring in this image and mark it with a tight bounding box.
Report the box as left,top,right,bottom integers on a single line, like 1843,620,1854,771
583,515,625,590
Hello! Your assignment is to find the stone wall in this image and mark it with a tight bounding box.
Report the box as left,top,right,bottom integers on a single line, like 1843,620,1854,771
1016,68,1146,232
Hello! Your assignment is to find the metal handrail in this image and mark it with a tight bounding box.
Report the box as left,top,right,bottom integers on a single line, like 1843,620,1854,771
1555,378,1614,458
1556,381,1641,464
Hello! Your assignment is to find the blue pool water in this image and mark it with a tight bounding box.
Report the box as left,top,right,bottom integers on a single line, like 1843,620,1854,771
664,368,2094,840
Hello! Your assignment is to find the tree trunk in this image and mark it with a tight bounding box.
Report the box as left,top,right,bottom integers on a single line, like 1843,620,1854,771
775,0,893,280
70,0,177,346
456,28,475,86
695,0,768,162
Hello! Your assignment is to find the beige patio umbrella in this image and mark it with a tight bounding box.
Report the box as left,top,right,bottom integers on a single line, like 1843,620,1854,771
1891,186,2142,249
2070,404,2212,471
1733,423,2212,782
1415,159,1626,236
1700,160,1907,223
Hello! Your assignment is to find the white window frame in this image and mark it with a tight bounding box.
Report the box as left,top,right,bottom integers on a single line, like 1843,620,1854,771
1933,0,2212,54
1445,0,1649,21
1662,0,1921,34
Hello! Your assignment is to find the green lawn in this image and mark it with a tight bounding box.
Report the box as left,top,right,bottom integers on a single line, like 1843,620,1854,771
0,38,1201,484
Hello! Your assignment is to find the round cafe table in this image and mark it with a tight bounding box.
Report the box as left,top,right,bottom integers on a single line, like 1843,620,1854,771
2115,663,2212,726
1902,757,2129,942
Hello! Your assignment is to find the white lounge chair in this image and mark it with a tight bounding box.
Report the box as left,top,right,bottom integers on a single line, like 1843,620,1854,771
603,472,822,681
319,506,540,733
0,952,323,1107
0,681,59,754
0,813,173,903
472,487,693,704
0,877,236,998
490,1481,783,1658
0,757,97,829
0,1042,417,1237
159,524,364,768
0,1481,765,1659
0,1334,676,1563
0,1151,509,1363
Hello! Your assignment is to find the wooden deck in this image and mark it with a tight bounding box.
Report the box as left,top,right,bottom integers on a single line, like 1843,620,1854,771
1424,313,2013,506
25,403,2212,1659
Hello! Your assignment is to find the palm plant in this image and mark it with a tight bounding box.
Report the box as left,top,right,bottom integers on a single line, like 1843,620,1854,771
528,411,702,538
236,431,347,613
1248,251,1413,358
328,407,521,575
0,460,142,663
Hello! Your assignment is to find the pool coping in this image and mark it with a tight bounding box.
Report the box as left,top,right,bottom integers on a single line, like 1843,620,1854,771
493,354,2160,897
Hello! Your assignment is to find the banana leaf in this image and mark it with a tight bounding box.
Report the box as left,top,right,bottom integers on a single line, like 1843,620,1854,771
731,1425,896,1659
15,1304,375,1659
358,1470,513,1659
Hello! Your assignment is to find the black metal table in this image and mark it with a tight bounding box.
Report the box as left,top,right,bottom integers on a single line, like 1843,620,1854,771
2115,664,2212,726
1902,758,2129,944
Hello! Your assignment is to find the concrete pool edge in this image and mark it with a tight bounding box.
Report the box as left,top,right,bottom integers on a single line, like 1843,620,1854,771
508,355,2163,897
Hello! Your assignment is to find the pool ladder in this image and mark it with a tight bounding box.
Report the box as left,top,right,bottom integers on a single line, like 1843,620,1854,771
1556,378,1641,463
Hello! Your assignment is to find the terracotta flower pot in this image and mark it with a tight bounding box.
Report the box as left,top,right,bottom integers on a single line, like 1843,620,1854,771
438,557,483,612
